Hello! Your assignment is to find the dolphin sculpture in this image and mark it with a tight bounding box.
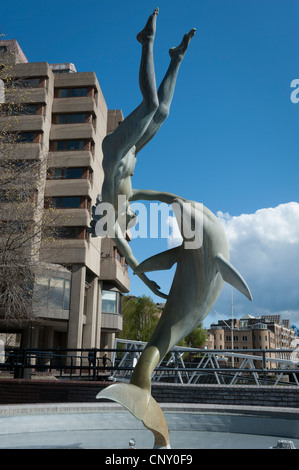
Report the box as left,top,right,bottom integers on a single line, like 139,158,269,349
97,198,252,448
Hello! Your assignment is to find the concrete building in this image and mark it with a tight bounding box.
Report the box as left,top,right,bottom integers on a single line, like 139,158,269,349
0,40,130,352
205,314,296,369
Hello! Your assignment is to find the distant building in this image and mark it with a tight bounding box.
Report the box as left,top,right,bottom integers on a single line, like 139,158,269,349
205,314,296,369
0,40,130,352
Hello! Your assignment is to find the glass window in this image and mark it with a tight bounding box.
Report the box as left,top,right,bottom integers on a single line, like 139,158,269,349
52,140,85,151
69,88,88,97
56,227,79,238
102,290,117,313
56,88,88,98
33,275,49,308
53,168,63,179
65,140,84,151
63,279,71,310
51,197,81,208
49,168,83,179
67,113,87,123
18,78,40,88
57,88,69,98
20,104,38,115
33,274,71,311
56,114,67,124
60,197,81,208
49,277,64,309
55,113,87,124
64,168,83,178
55,141,65,151
16,132,35,143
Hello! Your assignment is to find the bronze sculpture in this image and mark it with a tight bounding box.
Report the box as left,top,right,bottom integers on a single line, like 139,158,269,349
96,8,252,448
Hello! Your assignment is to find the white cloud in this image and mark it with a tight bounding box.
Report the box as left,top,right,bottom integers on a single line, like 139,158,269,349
216,202,299,325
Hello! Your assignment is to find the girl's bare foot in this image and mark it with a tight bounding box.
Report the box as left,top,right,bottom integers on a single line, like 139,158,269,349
169,28,196,61
137,7,159,44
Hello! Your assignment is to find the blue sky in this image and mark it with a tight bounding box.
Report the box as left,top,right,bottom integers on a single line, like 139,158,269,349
2,0,299,327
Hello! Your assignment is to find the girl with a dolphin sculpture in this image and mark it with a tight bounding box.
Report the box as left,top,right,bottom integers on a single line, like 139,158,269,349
94,8,252,448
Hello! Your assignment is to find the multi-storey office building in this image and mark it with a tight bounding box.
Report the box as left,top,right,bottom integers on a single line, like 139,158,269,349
0,40,130,352
206,314,296,368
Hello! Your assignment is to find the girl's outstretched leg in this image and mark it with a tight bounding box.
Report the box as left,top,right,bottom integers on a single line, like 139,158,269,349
103,9,159,159
135,28,196,154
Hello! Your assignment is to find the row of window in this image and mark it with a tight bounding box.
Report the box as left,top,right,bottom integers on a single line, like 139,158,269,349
45,196,91,210
11,133,96,159
47,167,93,182
113,247,129,271
224,335,269,342
52,113,95,126
34,275,120,314
50,139,94,153
0,103,44,116
1,105,96,128
12,77,96,99
55,226,89,240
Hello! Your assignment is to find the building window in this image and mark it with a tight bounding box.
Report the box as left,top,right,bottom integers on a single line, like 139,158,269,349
56,226,88,240
242,336,248,342
45,196,90,211
233,336,239,342
15,132,41,143
47,167,92,181
2,103,41,116
102,290,117,314
34,274,71,310
226,336,231,342
55,87,89,98
51,140,86,151
48,168,82,179
53,113,91,124
17,77,41,88
50,197,81,209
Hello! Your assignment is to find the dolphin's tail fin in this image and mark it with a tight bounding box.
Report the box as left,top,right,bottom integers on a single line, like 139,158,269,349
96,383,170,448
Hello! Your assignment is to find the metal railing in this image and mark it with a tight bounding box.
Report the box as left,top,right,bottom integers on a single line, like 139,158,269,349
0,343,298,386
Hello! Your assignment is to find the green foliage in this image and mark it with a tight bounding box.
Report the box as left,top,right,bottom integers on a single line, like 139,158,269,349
120,295,207,348
120,295,160,342
177,324,208,348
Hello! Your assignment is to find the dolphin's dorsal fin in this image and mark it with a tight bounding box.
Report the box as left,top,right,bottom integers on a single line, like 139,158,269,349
134,246,181,274
215,253,253,301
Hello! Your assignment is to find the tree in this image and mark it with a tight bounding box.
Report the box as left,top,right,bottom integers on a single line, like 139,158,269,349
121,295,160,342
121,295,207,348
178,324,207,349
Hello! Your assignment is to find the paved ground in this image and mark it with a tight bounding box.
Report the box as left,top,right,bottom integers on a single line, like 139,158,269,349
0,403,298,449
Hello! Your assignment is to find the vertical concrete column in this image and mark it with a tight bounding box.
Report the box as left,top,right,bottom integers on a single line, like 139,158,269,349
44,326,54,348
21,323,39,348
82,276,98,349
95,281,103,349
67,264,86,350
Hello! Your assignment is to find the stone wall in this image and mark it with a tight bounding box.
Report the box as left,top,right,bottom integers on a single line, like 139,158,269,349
0,379,298,408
